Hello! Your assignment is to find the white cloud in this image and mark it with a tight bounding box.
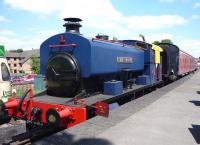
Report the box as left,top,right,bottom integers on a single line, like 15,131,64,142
146,33,173,42
0,15,6,22
4,0,58,14
4,0,187,31
194,2,200,8
191,14,199,20
0,35,42,50
0,30,16,36
39,30,58,37
125,15,186,30
0,30,54,50
177,39,200,58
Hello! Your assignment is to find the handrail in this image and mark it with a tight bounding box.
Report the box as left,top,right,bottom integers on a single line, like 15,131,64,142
49,44,77,48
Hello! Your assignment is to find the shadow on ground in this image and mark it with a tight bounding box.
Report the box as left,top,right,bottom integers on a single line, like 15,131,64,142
197,91,200,95
189,124,200,144
189,100,200,106
33,132,113,145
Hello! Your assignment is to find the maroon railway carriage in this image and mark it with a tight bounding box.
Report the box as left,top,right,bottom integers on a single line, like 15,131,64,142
179,50,198,76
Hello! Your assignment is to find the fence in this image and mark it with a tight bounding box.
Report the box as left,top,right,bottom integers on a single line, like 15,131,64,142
11,75,46,97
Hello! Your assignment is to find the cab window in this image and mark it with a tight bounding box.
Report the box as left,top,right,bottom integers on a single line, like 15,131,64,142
1,63,11,81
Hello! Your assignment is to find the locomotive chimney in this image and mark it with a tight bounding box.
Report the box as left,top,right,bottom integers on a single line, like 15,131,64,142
63,18,82,34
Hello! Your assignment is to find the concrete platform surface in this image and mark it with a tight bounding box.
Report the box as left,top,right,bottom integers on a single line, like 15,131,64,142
35,71,200,145
96,71,200,145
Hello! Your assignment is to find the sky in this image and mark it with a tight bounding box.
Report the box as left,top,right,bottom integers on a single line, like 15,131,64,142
0,0,200,57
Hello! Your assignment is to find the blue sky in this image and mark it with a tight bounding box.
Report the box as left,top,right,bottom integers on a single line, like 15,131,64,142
0,0,200,57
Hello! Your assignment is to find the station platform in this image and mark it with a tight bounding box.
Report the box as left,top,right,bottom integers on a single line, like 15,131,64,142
35,71,200,145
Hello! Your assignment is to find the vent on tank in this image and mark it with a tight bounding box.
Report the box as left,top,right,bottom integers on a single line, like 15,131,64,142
96,34,109,40
63,18,82,34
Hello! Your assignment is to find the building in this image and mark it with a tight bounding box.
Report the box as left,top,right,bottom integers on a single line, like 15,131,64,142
5,49,39,74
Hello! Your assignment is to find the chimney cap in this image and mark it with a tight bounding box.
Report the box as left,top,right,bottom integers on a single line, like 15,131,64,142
63,17,82,34
63,17,82,22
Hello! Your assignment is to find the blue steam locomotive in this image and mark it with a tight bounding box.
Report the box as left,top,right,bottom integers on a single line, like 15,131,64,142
40,18,162,97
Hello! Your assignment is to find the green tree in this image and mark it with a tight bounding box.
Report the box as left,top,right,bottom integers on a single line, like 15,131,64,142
160,39,173,44
152,41,160,45
30,56,40,74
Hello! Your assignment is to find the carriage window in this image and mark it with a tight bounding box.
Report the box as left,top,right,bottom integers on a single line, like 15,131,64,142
1,63,11,81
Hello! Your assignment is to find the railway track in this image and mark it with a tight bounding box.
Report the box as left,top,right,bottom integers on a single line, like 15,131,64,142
3,125,62,145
